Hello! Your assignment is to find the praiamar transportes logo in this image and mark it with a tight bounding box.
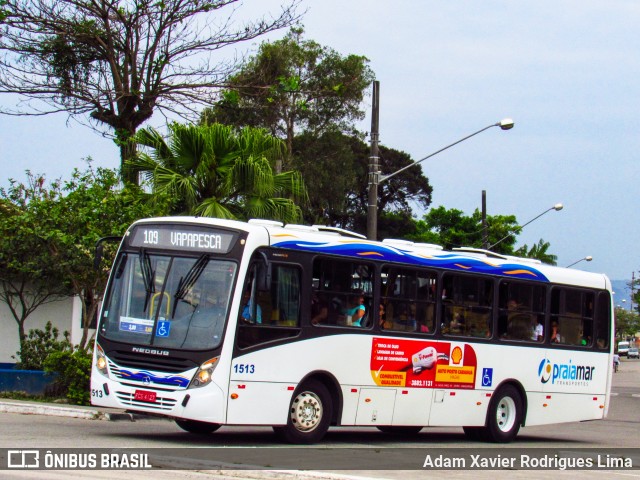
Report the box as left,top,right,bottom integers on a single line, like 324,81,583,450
538,357,596,386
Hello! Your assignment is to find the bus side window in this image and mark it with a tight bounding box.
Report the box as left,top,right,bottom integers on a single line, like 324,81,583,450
237,261,301,349
442,273,492,338
595,291,611,350
381,266,435,334
551,287,595,346
498,281,545,342
310,257,372,329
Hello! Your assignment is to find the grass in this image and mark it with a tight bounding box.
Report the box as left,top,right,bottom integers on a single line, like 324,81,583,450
0,390,68,403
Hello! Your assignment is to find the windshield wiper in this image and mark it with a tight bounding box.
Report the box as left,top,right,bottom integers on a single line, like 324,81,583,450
140,249,155,313
172,254,210,316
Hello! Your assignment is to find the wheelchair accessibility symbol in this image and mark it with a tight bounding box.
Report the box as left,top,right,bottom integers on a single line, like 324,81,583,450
156,320,171,338
482,368,493,387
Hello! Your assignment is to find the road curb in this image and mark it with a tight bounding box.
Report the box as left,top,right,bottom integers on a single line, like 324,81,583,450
0,401,104,420
0,400,159,422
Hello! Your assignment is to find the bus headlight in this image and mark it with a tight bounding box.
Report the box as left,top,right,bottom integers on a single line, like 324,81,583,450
189,356,220,389
95,344,109,378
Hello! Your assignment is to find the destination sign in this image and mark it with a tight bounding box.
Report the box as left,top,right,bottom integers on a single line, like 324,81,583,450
128,225,237,253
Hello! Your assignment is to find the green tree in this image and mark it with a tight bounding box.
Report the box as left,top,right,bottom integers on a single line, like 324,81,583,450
290,130,433,233
0,174,70,346
129,122,307,222
290,130,362,227
0,0,299,183
409,207,518,252
630,278,640,314
407,206,560,263
615,307,640,340
42,164,168,348
0,165,167,351
203,28,375,170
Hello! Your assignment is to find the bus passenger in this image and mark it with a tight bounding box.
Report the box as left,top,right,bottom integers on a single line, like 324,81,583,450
378,303,385,327
531,318,543,341
311,293,328,325
450,312,465,334
240,289,262,324
550,321,564,343
343,291,366,326
396,303,417,331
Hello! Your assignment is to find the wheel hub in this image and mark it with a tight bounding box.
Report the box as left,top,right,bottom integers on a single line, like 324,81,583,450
496,396,517,432
291,391,323,432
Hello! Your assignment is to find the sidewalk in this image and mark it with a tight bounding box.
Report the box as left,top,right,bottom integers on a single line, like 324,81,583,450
0,398,141,421
0,357,637,421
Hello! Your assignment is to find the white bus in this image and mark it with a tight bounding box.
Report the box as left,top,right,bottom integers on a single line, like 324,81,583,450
91,217,614,443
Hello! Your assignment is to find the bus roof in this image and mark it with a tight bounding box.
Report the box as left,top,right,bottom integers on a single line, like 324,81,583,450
128,217,610,290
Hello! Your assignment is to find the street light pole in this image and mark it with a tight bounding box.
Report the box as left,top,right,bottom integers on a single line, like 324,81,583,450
366,112,514,240
566,256,593,268
378,118,514,184
488,203,563,250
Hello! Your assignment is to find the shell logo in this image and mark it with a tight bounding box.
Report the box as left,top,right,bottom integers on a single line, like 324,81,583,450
451,346,463,365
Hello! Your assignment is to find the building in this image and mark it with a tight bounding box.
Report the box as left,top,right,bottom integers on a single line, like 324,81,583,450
0,296,90,364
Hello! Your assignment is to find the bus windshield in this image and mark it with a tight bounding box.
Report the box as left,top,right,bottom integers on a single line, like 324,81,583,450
99,251,236,351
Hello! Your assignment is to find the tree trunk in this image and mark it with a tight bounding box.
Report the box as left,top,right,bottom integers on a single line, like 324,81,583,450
79,289,100,350
119,129,139,185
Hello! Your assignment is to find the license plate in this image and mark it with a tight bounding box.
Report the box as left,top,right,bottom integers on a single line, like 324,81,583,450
134,389,157,403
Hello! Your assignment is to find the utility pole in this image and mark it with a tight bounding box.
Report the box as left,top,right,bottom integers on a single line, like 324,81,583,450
631,271,635,313
481,190,488,249
367,81,380,240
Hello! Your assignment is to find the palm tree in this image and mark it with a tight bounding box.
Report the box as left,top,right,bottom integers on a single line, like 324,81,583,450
515,239,558,265
127,123,307,222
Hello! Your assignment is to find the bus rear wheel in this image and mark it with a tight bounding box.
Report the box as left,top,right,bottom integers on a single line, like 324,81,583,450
175,419,221,434
481,385,522,443
273,380,332,444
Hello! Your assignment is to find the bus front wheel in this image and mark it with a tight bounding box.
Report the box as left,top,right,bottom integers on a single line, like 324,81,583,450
175,419,221,434
273,380,333,444
482,384,522,443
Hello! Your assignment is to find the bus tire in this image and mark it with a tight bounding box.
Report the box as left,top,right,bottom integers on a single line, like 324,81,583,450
376,426,423,435
482,384,522,443
175,419,221,434
273,380,332,444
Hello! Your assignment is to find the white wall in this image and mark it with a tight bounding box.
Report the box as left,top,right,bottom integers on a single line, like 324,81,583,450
0,296,89,364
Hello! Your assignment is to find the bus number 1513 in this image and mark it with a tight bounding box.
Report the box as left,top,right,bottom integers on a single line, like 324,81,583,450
233,364,255,374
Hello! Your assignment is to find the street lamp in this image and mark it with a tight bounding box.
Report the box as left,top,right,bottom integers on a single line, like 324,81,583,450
366,116,515,240
488,203,563,250
566,255,593,268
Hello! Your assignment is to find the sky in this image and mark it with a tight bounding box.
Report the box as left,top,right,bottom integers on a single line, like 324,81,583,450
0,1,639,297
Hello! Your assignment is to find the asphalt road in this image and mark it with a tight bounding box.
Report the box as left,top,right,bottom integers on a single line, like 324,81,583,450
0,358,638,479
